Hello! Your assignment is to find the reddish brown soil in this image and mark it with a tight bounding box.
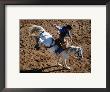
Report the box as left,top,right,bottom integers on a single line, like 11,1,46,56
20,19,91,73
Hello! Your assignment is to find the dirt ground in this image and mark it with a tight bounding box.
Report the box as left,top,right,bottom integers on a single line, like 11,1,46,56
20,19,91,73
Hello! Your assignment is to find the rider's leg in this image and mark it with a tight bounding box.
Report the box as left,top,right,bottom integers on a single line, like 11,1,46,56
59,34,65,43
65,39,71,48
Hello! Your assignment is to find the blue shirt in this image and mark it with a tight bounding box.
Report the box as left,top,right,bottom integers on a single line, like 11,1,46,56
59,26,70,37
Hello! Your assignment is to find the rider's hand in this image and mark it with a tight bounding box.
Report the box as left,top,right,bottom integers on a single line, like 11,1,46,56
53,24,57,27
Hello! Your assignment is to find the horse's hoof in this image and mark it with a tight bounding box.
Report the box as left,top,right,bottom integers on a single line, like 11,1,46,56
66,66,70,70
58,63,63,66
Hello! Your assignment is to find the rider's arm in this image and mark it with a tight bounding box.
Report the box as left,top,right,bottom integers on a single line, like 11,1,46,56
56,25,62,30
53,24,62,34
53,24,62,30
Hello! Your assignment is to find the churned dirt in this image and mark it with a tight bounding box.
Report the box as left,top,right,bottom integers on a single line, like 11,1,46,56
20,19,91,73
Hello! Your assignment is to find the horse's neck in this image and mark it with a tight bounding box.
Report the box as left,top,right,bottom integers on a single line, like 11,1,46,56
67,46,78,54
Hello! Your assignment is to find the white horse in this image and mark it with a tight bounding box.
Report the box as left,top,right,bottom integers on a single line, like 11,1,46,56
28,25,83,69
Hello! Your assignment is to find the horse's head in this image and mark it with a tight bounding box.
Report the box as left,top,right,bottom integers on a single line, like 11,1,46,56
77,47,83,59
29,25,45,37
67,45,83,59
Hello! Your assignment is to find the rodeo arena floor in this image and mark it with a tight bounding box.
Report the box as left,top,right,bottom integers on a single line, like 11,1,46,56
20,19,91,73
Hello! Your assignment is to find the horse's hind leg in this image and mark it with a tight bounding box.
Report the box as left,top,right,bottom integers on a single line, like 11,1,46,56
34,39,41,50
34,44,40,49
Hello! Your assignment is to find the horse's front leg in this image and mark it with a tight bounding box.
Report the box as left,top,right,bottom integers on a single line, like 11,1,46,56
64,59,70,69
58,56,63,66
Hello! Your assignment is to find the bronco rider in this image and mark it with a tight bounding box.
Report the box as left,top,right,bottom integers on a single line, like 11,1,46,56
53,24,72,47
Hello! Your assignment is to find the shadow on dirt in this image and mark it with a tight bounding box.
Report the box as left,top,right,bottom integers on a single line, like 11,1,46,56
20,69,44,73
20,65,69,73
